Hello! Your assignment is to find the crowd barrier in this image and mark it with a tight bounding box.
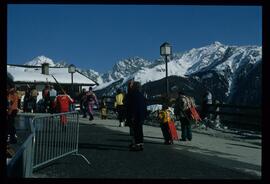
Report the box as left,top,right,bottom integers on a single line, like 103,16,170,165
7,133,34,177
7,112,90,177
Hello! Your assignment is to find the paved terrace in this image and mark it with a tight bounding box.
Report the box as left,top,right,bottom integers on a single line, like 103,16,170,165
30,115,261,179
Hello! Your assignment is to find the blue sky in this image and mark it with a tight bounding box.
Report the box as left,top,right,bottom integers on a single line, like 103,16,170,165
7,5,262,73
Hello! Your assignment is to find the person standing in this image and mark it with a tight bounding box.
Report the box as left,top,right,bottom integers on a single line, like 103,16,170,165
126,81,147,151
49,85,57,113
54,90,74,126
16,88,23,111
30,85,39,113
201,90,213,120
100,97,108,119
174,91,193,141
158,104,173,145
79,88,87,117
85,87,98,121
42,84,50,113
114,89,125,127
23,85,31,112
7,85,19,144
125,80,135,146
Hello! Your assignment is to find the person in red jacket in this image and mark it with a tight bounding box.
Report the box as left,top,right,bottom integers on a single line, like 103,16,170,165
54,90,74,125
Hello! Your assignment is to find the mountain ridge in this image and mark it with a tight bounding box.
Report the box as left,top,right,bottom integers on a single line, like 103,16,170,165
23,41,262,106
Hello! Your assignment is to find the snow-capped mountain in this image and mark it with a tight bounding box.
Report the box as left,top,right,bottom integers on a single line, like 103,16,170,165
23,41,262,106
25,56,56,66
95,41,262,106
77,68,103,85
24,55,101,84
101,56,152,83
24,55,70,67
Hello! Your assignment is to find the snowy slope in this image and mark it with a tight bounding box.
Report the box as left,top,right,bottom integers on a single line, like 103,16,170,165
95,42,261,105
7,65,96,85
24,56,56,66
20,41,262,105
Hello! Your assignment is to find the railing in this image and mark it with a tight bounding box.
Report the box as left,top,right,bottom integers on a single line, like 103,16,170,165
31,112,90,170
7,112,90,178
6,133,34,177
146,97,261,130
201,103,261,130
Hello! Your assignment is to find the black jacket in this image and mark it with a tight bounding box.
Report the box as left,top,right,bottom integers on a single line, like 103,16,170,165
126,90,147,124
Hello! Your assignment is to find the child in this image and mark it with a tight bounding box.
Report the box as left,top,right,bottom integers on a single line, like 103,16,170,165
100,97,107,119
158,104,173,145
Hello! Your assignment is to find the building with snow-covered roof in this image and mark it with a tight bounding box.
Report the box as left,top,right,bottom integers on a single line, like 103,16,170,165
7,63,98,101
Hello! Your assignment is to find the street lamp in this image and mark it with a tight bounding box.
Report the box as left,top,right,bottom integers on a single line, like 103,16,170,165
160,42,172,97
68,64,76,98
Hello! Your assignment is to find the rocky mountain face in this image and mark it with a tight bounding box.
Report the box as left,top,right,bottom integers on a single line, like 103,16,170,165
24,41,262,106
95,42,262,106
101,57,152,83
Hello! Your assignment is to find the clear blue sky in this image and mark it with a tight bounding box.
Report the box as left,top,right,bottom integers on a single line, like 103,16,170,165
7,4,262,73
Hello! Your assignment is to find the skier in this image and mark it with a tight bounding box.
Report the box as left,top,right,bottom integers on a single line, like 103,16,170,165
85,87,99,121
174,91,193,141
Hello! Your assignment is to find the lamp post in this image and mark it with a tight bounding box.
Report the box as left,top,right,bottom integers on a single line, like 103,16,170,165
160,42,172,97
68,64,76,98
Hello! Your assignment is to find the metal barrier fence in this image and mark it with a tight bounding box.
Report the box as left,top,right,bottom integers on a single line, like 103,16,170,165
7,133,34,177
7,112,90,177
31,111,90,171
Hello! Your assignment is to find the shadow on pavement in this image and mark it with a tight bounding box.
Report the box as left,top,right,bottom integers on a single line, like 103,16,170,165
226,143,261,149
32,120,261,179
78,143,128,152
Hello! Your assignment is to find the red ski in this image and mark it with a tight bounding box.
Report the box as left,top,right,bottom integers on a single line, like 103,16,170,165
168,121,179,141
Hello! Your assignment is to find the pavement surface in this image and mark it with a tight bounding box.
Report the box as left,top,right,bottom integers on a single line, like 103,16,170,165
30,115,261,179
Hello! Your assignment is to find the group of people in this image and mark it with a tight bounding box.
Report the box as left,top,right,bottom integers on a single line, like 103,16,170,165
79,80,147,151
7,83,76,144
159,90,215,144
7,76,215,152
23,84,60,113
83,80,213,151
111,81,212,151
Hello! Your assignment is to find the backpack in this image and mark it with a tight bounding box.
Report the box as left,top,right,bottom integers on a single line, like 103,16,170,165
182,96,201,122
158,110,171,123
180,95,191,111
